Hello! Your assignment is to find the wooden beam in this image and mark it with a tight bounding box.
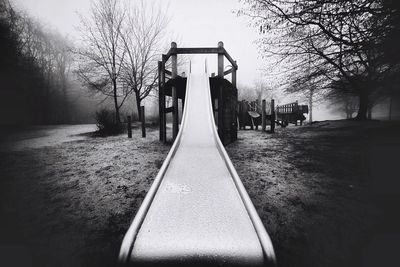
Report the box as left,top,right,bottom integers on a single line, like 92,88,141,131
218,85,224,141
158,61,163,141
271,99,275,133
223,68,233,76
222,48,238,70
127,116,132,138
232,60,237,88
161,57,167,142
165,106,174,113
164,69,172,76
162,54,168,63
141,106,146,138
168,47,220,56
262,100,266,132
171,42,179,141
218,42,224,78
176,47,221,54
163,45,238,70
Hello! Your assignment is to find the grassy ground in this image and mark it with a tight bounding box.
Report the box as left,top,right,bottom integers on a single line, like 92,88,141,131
0,120,399,266
0,125,170,267
226,120,400,267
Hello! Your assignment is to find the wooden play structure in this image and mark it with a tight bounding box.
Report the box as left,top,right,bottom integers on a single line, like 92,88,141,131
276,101,308,126
238,99,276,132
120,45,277,267
158,42,238,145
238,98,309,131
238,100,261,130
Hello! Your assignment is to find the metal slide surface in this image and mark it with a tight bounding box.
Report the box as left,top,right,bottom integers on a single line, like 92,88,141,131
119,69,276,266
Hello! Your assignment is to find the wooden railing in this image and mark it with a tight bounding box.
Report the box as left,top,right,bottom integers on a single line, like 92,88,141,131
277,102,299,114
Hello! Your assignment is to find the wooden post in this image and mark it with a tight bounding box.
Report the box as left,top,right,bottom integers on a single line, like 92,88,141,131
271,99,275,133
171,42,178,141
218,41,224,77
262,99,266,132
161,55,167,142
238,102,243,130
218,89,224,140
217,41,224,141
232,60,237,88
141,106,146,138
127,116,132,138
158,61,163,141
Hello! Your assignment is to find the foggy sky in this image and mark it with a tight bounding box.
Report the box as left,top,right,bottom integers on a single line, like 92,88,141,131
13,0,264,83
13,0,342,121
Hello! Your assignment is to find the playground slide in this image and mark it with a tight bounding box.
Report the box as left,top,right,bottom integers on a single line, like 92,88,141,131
248,110,261,118
119,68,276,266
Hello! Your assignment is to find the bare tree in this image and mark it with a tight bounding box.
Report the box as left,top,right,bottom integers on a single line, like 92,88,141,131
52,32,72,121
238,83,257,101
329,93,359,119
75,0,127,124
239,0,400,120
120,0,169,120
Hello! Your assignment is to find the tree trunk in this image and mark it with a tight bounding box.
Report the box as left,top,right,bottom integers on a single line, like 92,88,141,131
389,96,393,121
112,79,121,124
356,90,368,120
135,92,142,122
62,77,69,123
367,105,372,120
309,88,314,123
345,100,350,119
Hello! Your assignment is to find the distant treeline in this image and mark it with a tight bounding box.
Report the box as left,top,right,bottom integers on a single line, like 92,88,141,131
0,0,74,126
0,0,170,127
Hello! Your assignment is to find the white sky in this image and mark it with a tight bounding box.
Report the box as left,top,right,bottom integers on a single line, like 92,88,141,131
12,0,340,120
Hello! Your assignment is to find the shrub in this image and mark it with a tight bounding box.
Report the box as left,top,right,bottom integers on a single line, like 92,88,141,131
94,109,123,135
